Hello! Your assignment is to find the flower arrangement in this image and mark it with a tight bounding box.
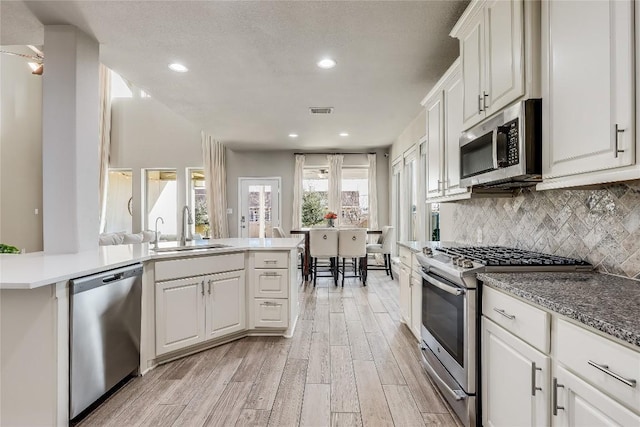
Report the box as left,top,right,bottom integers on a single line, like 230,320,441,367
324,211,338,220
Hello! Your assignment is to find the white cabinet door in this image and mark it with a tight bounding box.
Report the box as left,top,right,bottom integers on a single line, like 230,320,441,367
542,0,634,179
461,18,485,130
410,275,422,341
484,0,524,116
399,264,411,325
482,317,550,427
425,92,444,198
205,270,246,340
253,299,288,329
156,277,205,355
553,365,640,427
443,64,467,196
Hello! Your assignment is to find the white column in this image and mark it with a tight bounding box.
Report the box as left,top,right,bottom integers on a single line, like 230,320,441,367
42,25,99,253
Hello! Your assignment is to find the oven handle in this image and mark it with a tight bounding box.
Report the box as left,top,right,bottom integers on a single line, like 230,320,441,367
421,272,465,296
421,346,467,401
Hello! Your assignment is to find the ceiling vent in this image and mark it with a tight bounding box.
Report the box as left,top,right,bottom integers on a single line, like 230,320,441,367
309,107,333,115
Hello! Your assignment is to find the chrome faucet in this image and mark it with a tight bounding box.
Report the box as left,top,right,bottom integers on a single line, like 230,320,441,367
180,205,193,246
152,216,164,248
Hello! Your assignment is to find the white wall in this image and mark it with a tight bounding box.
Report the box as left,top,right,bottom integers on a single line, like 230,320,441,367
389,108,426,162
226,149,390,237
110,96,201,232
0,46,43,252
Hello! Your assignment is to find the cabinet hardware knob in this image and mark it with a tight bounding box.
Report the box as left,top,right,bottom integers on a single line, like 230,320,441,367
615,124,626,158
552,377,565,415
588,360,637,388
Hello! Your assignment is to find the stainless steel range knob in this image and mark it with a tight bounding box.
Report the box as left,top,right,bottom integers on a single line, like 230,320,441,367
422,247,433,257
462,259,474,268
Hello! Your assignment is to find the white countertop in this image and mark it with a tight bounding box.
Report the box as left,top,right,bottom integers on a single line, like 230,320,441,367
0,237,303,290
397,240,449,253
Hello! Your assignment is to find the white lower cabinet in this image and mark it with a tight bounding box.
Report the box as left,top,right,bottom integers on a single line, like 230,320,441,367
553,365,640,427
155,277,206,355
253,299,288,328
399,263,411,325
205,270,246,340
409,275,422,340
482,317,550,427
156,268,245,356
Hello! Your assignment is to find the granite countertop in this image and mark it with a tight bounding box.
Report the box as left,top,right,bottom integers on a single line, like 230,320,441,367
478,272,640,348
0,237,303,290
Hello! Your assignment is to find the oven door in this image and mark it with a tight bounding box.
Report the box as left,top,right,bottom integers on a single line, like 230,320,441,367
421,271,476,393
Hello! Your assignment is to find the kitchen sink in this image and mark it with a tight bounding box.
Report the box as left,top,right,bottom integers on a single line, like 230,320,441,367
151,241,231,252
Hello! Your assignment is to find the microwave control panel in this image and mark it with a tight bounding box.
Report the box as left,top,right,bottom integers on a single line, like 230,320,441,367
500,118,519,166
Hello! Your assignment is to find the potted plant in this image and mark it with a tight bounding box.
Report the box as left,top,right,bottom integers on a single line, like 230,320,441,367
324,211,337,227
0,243,20,254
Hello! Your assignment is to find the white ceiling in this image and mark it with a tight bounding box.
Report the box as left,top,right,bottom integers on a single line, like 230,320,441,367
1,1,468,150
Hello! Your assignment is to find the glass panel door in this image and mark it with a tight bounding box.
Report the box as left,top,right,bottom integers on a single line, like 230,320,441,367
239,178,280,238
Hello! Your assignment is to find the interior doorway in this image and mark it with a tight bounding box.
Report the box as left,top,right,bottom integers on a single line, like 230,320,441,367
238,177,281,238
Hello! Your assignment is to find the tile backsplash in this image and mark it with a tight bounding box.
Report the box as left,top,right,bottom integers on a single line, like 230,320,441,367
448,180,640,278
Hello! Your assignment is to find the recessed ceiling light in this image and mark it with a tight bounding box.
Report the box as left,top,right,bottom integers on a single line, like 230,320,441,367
168,63,188,72
339,132,349,137
289,133,299,138
317,58,336,69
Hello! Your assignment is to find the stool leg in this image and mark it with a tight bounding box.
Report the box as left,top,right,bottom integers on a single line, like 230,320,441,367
334,257,339,286
384,254,389,276
363,257,367,286
313,257,317,287
388,254,394,280
341,258,345,287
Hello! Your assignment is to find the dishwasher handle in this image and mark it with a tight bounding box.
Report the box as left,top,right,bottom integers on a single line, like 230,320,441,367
71,264,143,294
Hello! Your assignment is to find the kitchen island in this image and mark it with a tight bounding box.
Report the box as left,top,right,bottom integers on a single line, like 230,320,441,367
0,237,303,426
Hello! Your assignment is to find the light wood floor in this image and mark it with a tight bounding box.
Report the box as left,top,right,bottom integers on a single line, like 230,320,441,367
78,271,462,427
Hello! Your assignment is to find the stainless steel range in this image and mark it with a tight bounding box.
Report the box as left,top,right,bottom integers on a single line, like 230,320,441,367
415,245,592,427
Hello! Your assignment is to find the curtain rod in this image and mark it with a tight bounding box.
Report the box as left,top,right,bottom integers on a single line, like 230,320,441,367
293,152,377,155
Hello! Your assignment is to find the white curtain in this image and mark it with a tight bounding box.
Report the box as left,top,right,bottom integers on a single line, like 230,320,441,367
368,153,378,233
98,64,112,233
202,133,229,238
327,154,343,224
292,154,305,230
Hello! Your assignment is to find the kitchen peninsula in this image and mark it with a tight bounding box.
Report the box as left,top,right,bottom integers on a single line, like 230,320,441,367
0,237,302,426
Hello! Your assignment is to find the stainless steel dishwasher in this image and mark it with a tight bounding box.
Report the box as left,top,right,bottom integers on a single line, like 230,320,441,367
69,263,143,420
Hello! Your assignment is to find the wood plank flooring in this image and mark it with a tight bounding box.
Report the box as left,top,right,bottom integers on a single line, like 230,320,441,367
78,271,461,427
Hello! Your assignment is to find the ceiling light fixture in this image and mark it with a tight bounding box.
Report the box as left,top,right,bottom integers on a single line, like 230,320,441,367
339,132,349,137
317,58,336,69
289,133,299,138
168,63,188,72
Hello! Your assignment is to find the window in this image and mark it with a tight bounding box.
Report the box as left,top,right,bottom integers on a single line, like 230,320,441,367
341,167,369,227
430,203,440,241
146,170,177,237
104,170,133,233
302,168,329,227
189,169,208,237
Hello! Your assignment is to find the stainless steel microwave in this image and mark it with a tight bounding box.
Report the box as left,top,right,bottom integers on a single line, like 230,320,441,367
459,99,542,188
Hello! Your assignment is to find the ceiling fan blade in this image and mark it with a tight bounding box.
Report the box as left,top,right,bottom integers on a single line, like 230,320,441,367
27,45,44,59
0,50,41,62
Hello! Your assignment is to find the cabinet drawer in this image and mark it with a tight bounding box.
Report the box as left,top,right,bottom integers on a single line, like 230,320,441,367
399,246,412,267
155,253,244,281
483,286,550,353
556,319,640,411
254,269,288,298
253,299,288,329
253,251,288,269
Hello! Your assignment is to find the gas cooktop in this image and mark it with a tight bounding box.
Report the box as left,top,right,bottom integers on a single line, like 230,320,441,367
435,246,591,268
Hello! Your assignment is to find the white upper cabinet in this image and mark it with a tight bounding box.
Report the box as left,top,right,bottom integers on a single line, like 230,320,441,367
422,59,469,202
452,0,525,131
541,0,635,181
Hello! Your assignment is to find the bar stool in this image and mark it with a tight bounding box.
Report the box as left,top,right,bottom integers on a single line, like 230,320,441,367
366,226,394,279
338,228,368,287
273,226,307,283
309,229,339,287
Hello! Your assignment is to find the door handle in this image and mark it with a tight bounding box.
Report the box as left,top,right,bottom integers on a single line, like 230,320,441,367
478,94,484,113
531,362,542,396
201,280,205,296
483,91,489,110
207,279,212,295
615,124,626,158
552,377,564,415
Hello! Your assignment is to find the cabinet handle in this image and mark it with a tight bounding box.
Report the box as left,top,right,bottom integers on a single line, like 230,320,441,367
264,259,278,264
263,272,280,277
531,362,542,396
483,91,489,110
493,307,515,320
615,124,626,158
552,377,564,415
201,280,205,296
478,94,484,113
208,279,212,295
263,301,281,307
588,360,637,388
